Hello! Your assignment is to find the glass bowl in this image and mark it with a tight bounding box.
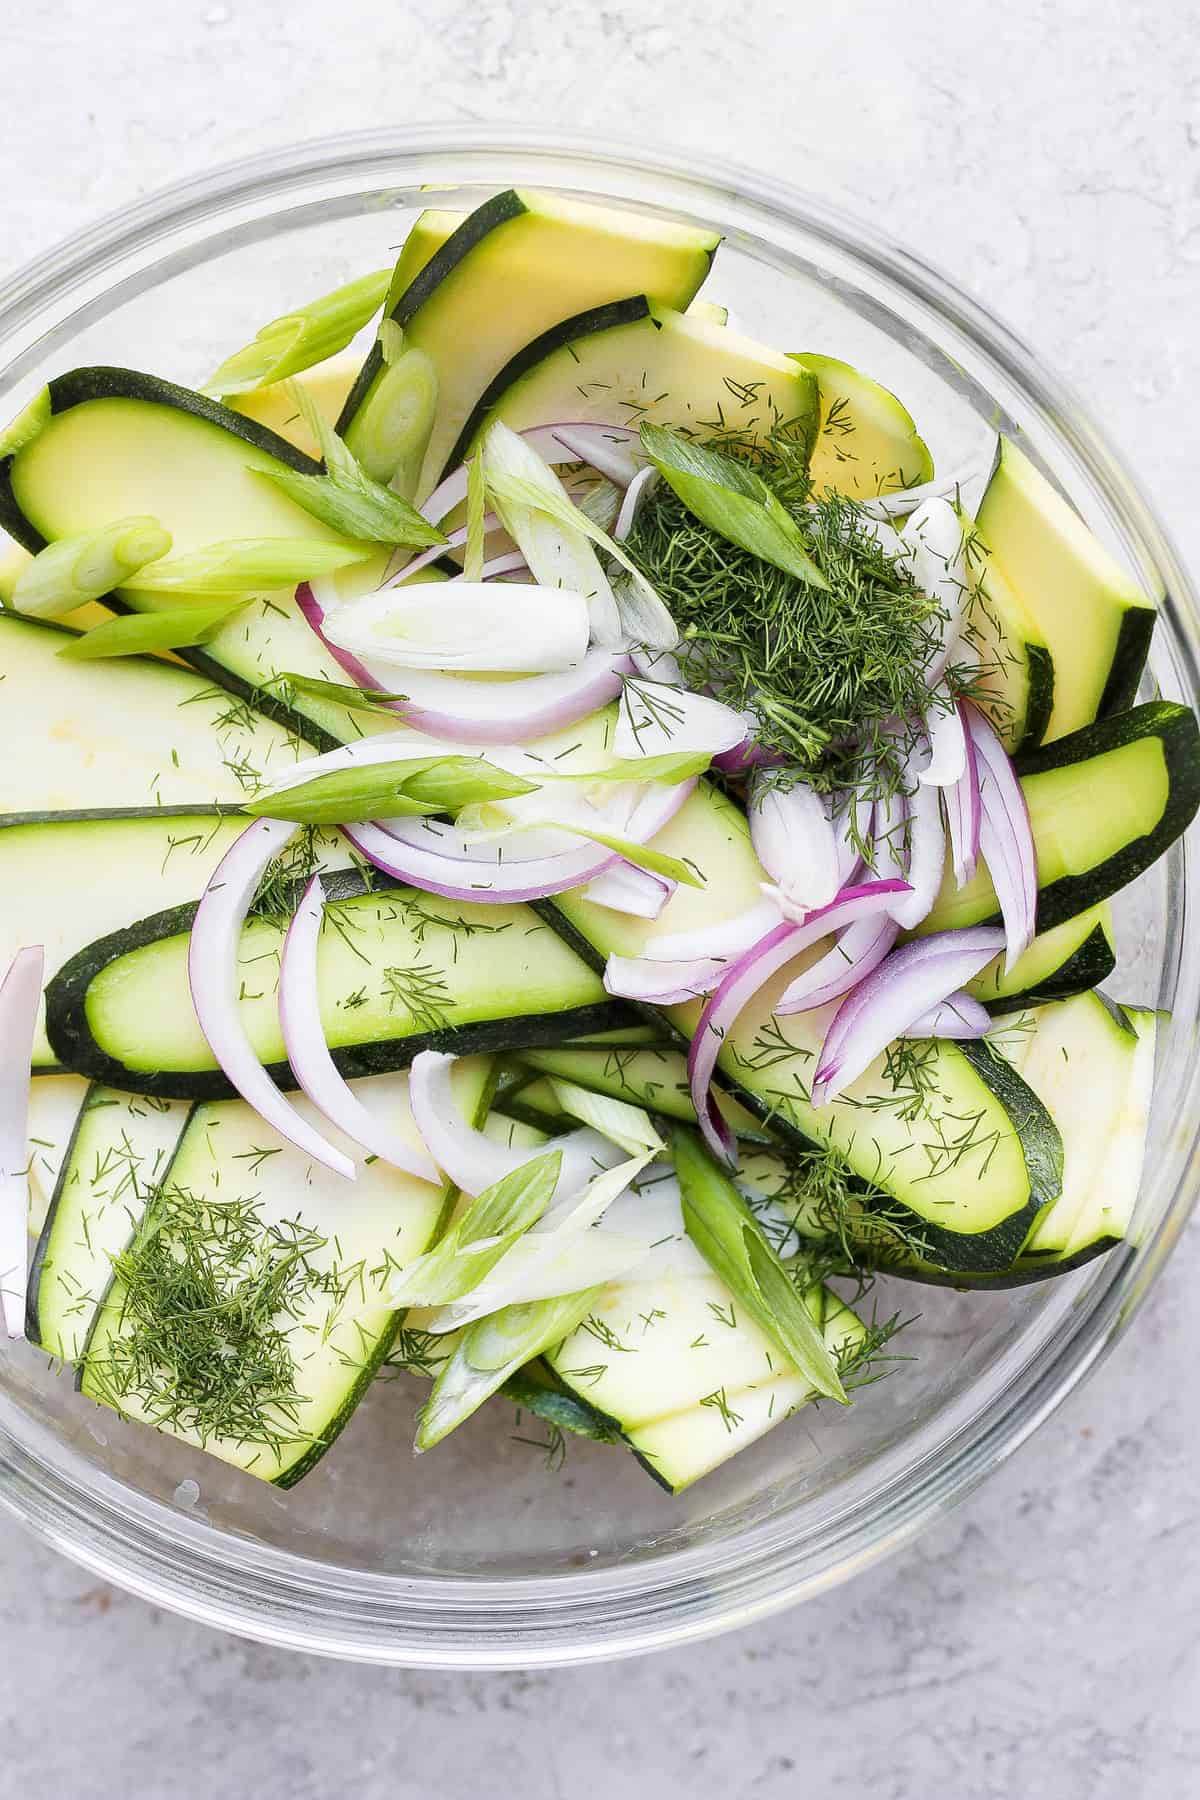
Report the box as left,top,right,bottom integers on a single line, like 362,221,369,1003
1,128,1197,1669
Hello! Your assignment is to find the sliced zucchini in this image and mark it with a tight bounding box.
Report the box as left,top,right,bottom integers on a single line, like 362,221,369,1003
78,1061,489,1485
25,1073,89,1234
2,809,252,1068
975,436,1157,742
921,702,1200,938
45,867,627,1099
960,502,1054,751
27,1084,191,1360
453,299,819,468
338,189,719,495
962,905,1115,1013
548,1274,866,1492
1012,994,1155,1263
0,612,306,815
0,367,389,751
885,995,1158,1288
788,351,933,497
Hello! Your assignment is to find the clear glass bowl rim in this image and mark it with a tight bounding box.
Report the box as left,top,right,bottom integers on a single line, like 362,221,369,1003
1,124,1197,1669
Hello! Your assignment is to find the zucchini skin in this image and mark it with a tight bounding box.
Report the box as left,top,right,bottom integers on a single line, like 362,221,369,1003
446,293,653,473
1016,701,1200,932
1021,642,1056,751
334,188,530,439
1098,604,1157,718
44,871,637,1100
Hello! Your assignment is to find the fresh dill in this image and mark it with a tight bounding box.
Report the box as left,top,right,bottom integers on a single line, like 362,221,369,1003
379,1326,452,1381
247,826,323,931
623,421,977,808
83,1186,335,1452
381,959,454,1032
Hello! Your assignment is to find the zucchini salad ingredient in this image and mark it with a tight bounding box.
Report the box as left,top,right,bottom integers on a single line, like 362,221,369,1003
0,185,1189,1494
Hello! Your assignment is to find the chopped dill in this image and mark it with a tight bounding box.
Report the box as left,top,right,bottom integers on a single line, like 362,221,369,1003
83,1187,335,1452
379,1326,452,1381
381,959,454,1032
622,420,980,808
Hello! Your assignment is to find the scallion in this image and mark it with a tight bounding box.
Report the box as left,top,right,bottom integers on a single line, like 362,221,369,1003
11,516,172,619
202,268,392,397
56,599,250,660
121,537,372,595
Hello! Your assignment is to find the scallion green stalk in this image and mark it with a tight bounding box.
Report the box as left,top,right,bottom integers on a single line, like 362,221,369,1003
202,268,392,398
416,1286,603,1450
641,423,829,587
672,1126,846,1402
463,450,486,583
246,754,537,824
56,599,250,660
121,538,372,595
11,517,172,619
256,381,444,547
344,345,439,495
389,1152,563,1309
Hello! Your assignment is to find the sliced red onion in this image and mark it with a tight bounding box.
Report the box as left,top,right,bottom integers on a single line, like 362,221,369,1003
712,739,786,776
900,497,969,686
188,819,355,1180
749,776,841,912
615,679,750,762
963,701,1037,970
889,750,945,931
603,896,782,1005
417,423,640,537
348,773,694,904
920,683,969,787
904,990,992,1039
408,1050,621,1196
689,881,911,1160
630,645,683,685
279,878,439,1182
613,464,660,542
775,913,899,1015
299,580,630,745
551,424,641,489
0,945,44,1339
812,925,1006,1105
583,862,677,919
871,786,912,920
944,701,982,887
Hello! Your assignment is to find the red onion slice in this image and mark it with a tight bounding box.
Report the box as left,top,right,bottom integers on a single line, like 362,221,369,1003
775,913,899,1014
963,702,1038,970
583,863,677,919
812,925,1006,1105
299,579,630,745
920,684,969,787
899,497,970,686
188,819,355,1180
323,578,591,674
613,464,659,542
408,1050,622,1196
604,896,784,1005
351,771,696,904
279,878,440,1181
944,700,982,887
0,945,44,1338
750,776,841,913
688,881,911,1161
857,465,984,520
904,990,992,1039
615,680,750,761
550,424,641,489
889,755,945,931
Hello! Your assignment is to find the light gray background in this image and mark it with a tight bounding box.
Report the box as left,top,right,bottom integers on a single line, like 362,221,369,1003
2,3,1199,1795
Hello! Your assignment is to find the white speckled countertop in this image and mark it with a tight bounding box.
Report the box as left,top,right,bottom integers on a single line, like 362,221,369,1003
2,3,1199,1793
